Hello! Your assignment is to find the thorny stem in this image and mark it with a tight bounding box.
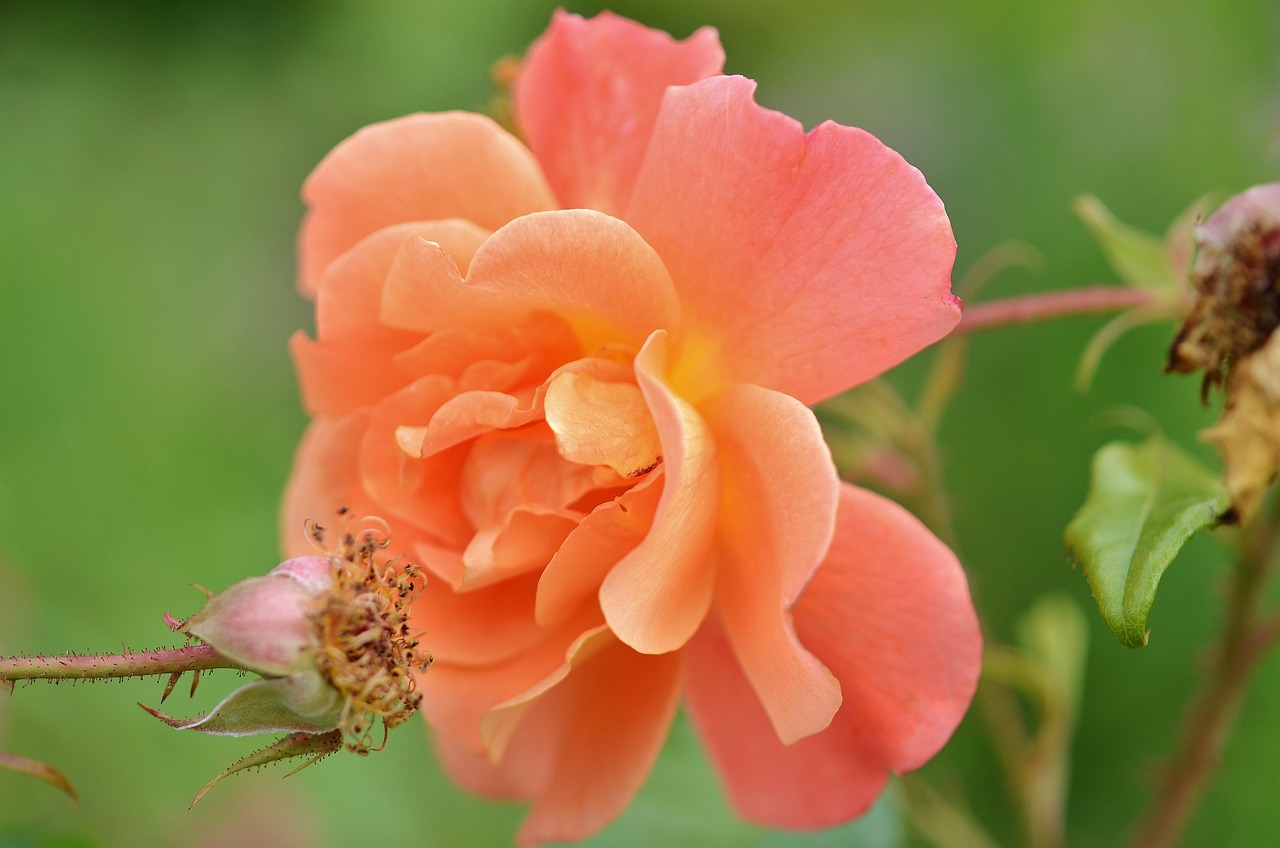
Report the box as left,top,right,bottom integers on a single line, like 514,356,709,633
0,644,239,689
956,286,1159,334
1130,494,1280,848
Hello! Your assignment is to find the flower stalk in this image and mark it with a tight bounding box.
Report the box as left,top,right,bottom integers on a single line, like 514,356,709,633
1,644,240,690
1129,493,1280,848
955,286,1160,334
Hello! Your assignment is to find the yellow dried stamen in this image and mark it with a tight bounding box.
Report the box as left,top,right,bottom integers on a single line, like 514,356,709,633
306,515,432,755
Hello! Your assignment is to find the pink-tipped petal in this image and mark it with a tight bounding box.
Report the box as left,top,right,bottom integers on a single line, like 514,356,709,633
684,618,888,828
298,113,554,295
516,10,724,215
686,484,981,828
708,384,843,744
599,332,718,654
628,76,959,405
796,485,981,770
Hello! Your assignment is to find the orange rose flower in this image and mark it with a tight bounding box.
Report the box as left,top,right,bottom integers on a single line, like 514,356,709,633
285,11,981,846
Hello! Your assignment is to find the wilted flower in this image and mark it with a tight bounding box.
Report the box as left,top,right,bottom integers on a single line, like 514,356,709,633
151,523,428,755
1169,182,1280,522
285,11,981,845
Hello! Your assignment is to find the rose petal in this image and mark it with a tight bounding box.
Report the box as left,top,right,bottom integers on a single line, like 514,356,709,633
418,611,605,751
684,618,888,828
382,210,681,351
460,506,581,591
599,332,718,654
298,113,554,295
391,315,579,383
293,220,491,416
516,10,723,215
413,570,546,666
438,630,683,848
795,485,981,770
396,355,636,462
359,376,472,548
281,412,376,558
316,220,489,343
544,371,663,477
685,484,981,828
708,383,842,743
627,75,959,405
460,428,599,530
536,475,663,626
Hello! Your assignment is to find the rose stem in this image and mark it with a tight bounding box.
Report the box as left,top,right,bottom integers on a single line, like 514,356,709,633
1130,495,1280,848
1,644,239,687
956,286,1158,334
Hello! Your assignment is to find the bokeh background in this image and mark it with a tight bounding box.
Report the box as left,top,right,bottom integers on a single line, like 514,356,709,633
2,0,1278,845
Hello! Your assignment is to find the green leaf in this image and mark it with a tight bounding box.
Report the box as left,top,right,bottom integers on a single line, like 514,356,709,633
1065,436,1228,647
1073,195,1175,290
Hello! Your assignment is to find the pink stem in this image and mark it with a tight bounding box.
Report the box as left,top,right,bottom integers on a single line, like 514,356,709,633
1,644,238,686
957,287,1159,334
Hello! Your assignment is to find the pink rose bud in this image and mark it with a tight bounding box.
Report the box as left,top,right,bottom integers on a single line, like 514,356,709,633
182,557,335,678
151,531,429,754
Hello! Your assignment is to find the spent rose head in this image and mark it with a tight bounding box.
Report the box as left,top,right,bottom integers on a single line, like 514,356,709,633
285,10,980,846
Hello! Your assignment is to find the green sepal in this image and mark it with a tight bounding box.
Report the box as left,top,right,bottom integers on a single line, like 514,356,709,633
139,673,342,736
1073,195,1176,290
189,729,343,807
1065,436,1229,647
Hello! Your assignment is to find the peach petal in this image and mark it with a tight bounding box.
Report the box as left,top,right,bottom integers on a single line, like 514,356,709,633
316,220,489,343
455,632,683,848
460,506,582,591
298,113,554,295
292,227,425,416
708,383,842,743
381,211,681,351
391,315,579,383
359,376,472,548
291,331,409,417
684,617,887,828
479,626,614,760
516,9,723,215
396,390,539,460
396,355,637,462
545,371,663,477
794,485,981,770
293,220,492,416
413,570,545,666
536,474,663,626
280,412,375,558
417,610,605,752
460,428,595,529
685,484,981,828
599,332,718,654
627,75,959,405
434,732,546,801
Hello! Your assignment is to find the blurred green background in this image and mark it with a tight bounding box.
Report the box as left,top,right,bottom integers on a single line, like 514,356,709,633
1,0,1277,845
